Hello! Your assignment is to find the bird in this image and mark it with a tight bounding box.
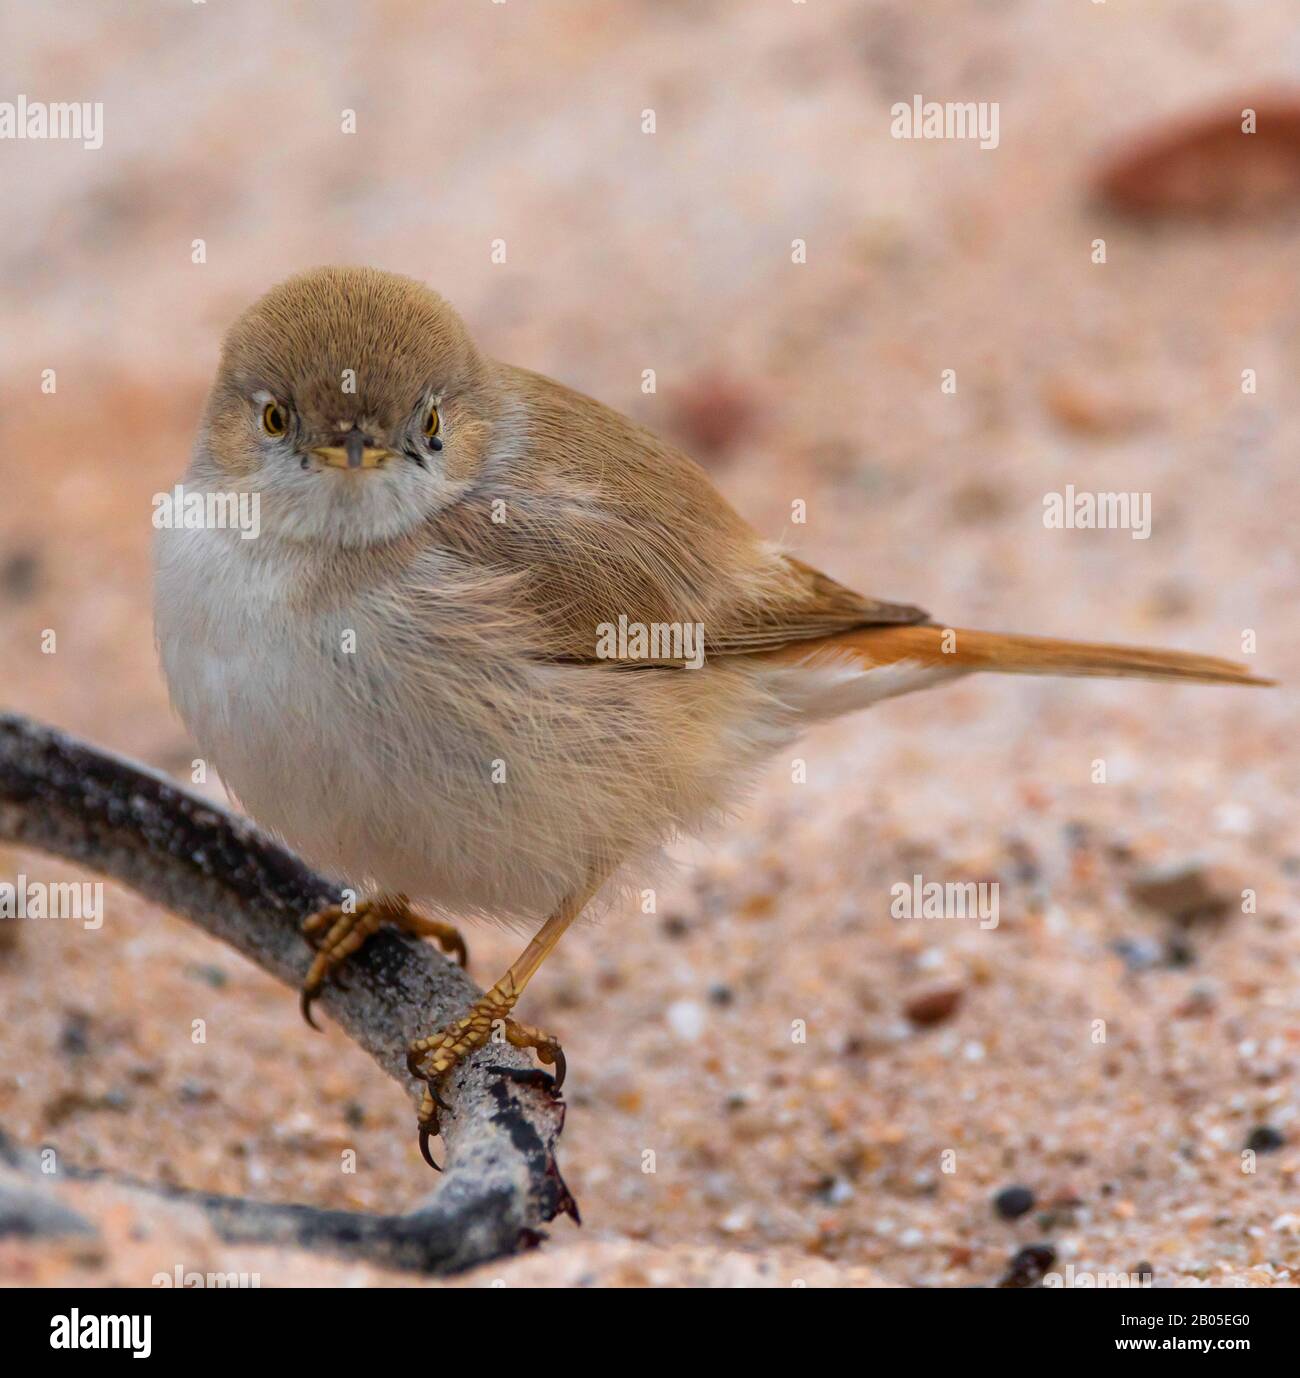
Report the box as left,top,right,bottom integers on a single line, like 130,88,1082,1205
154,265,1272,1169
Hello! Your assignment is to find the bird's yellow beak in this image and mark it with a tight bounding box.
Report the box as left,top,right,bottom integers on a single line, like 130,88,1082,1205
310,444,395,471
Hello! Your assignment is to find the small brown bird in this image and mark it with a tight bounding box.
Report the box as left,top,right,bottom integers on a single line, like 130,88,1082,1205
154,266,1271,1167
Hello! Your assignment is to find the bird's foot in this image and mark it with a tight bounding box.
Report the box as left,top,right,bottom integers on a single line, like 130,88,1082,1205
407,975,565,1170
300,893,468,1029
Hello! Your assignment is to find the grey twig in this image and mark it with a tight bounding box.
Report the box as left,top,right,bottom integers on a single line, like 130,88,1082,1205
0,714,577,1274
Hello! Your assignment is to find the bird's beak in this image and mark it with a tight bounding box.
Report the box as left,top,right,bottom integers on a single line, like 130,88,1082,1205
310,431,395,470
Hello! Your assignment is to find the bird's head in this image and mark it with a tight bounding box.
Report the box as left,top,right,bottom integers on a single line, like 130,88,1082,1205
197,266,498,545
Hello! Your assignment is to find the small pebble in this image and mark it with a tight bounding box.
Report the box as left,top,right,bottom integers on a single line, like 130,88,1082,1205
993,1185,1036,1220
1212,803,1253,836
719,1206,752,1234
813,1176,855,1206
666,999,706,1042
1246,1125,1286,1154
1165,937,1197,968
58,1012,91,1058
1129,862,1232,925
670,371,757,459
998,1244,1056,1288
184,963,228,989
1111,936,1163,972
904,986,963,1026
0,550,40,599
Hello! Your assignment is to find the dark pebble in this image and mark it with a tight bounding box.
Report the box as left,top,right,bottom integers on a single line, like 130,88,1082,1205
1111,936,1163,972
1164,937,1197,968
993,1185,1036,1220
0,550,40,599
1063,821,1091,850
904,986,964,1026
997,1244,1056,1288
1129,862,1231,925
670,371,757,459
184,963,228,989
58,1011,91,1058
1246,1125,1286,1154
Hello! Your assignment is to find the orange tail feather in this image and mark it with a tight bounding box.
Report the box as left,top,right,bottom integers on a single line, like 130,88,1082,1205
783,624,1274,688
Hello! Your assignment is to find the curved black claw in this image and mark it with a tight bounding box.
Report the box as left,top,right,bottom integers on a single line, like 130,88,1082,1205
418,1124,441,1172
300,985,322,1032
406,1047,427,1079
446,933,469,968
547,1045,567,1090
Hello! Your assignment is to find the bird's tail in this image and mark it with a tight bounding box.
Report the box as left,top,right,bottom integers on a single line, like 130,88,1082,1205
769,624,1273,719
853,625,1272,685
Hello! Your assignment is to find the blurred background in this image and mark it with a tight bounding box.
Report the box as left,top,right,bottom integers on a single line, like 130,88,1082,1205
1,0,1297,1287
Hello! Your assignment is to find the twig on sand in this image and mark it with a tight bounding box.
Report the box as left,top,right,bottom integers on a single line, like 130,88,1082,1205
0,714,577,1275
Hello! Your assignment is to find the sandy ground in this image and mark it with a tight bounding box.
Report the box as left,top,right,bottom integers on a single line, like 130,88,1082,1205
1,0,1298,1287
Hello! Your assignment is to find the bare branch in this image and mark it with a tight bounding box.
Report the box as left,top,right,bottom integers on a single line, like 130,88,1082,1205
0,714,577,1274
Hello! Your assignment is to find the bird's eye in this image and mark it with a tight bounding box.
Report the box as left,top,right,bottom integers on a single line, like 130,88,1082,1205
423,406,441,439
261,401,287,437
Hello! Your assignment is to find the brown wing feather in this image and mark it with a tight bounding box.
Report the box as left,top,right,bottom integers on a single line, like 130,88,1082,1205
426,364,927,665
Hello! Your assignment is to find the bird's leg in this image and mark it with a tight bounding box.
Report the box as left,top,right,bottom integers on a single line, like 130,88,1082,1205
299,892,468,1029
407,880,597,1170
